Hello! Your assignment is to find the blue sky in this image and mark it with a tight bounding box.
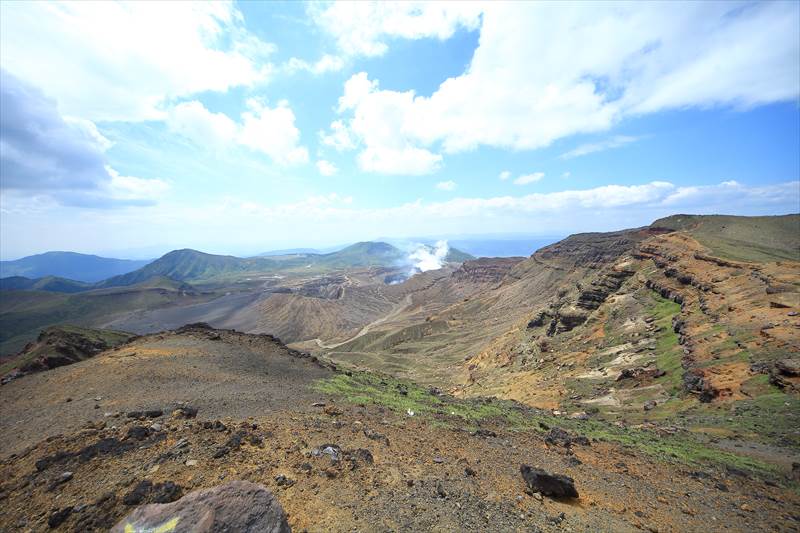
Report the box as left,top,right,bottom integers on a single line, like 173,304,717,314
1,1,798,259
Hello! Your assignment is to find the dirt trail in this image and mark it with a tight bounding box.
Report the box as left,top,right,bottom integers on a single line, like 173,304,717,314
313,293,414,349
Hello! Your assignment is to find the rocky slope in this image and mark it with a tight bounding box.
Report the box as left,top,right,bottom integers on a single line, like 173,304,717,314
1,326,797,532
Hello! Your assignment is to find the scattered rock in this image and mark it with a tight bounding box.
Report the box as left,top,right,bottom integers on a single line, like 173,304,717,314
127,409,163,420
185,460,198,467
544,427,590,448
48,506,72,528
436,481,447,498
363,428,389,445
323,405,343,416
643,400,657,411
274,475,295,487
470,429,497,438
126,426,150,441
123,480,182,506
520,465,579,499
112,481,290,533
776,359,800,377
172,406,198,419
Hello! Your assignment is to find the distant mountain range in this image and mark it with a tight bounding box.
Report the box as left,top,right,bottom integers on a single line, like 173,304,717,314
1,242,475,292
0,252,149,283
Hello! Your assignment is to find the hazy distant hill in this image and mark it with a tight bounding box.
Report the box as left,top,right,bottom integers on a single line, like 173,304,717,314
0,252,149,283
98,242,474,287
0,276,91,293
258,247,322,256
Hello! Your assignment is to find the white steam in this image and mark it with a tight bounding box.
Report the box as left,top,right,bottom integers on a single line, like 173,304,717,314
409,240,449,273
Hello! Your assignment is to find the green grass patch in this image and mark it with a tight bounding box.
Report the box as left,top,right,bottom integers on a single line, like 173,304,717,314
314,370,783,480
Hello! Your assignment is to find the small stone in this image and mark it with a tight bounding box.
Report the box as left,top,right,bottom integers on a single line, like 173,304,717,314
48,507,72,528
520,465,578,499
323,405,342,416
185,460,198,467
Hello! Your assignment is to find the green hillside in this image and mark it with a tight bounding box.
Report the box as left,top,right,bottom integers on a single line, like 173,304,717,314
653,213,800,262
97,249,278,287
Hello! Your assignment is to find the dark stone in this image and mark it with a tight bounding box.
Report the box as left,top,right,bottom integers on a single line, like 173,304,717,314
127,426,150,441
776,359,800,377
48,507,72,528
152,482,182,504
363,428,389,445
212,447,230,459
470,429,497,438
123,481,153,506
124,480,182,506
112,481,290,533
544,427,589,448
520,465,578,498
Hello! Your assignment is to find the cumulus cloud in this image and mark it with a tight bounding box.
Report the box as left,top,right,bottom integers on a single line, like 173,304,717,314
513,173,544,186
319,120,357,152
285,54,345,75
560,135,640,159
167,101,238,148
0,1,274,122
0,70,166,206
323,2,799,173
436,180,456,191
310,2,482,57
238,99,309,166
498,170,511,181
6,179,796,257
317,160,338,176
321,72,443,174
164,99,309,166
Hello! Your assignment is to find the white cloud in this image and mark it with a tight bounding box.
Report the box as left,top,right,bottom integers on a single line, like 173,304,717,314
561,172,571,179
358,145,442,176
310,2,482,57
436,180,456,191
0,1,273,122
319,120,356,151
167,101,238,148
286,54,345,74
560,135,640,159
499,170,511,181
105,167,169,203
326,2,799,170
323,73,443,174
6,180,797,257
239,99,309,166
513,173,544,185
164,99,309,166
317,160,338,176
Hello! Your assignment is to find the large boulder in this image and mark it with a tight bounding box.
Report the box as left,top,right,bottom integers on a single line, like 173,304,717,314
520,465,579,498
111,480,290,533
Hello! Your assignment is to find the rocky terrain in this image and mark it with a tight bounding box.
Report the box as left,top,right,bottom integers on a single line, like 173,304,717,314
1,325,798,532
1,214,798,532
